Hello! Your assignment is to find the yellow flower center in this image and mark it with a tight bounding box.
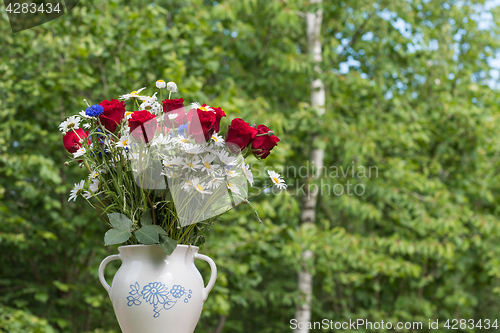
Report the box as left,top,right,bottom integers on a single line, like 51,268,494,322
200,106,208,111
196,184,204,192
157,80,165,83
181,139,190,143
227,182,233,188
212,136,218,141
122,140,128,146
67,123,75,128
204,162,211,169
125,111,133,116
273,177,279,184
187,163,194,168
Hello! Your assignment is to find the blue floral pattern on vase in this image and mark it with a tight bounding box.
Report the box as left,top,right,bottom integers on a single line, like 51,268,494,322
127,282,192,318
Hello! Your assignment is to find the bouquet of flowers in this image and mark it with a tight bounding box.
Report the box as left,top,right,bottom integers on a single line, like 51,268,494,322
60,81,286,253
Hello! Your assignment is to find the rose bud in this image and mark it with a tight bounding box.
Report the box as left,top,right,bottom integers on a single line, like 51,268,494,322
186,108,216,143
128,110,157,143
162,98,185,113
98,99,126,133
212,107,226,133
225,118,258,152
63,128,90,154
251,124,280,159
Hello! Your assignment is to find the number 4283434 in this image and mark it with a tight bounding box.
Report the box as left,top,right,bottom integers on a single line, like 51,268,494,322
6,2,61,14
444,319,498,330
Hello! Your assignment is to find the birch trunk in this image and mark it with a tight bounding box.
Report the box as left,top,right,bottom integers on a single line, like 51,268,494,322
294,0,324,331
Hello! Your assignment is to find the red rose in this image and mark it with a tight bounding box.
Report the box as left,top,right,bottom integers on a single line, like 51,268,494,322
129,110,157,143
99,99,126,133
251,124,280,159
212,107,226,133
162,98,185,113
164,109,188,127
187,108,216,143
63,128,89,154
225,118,258,152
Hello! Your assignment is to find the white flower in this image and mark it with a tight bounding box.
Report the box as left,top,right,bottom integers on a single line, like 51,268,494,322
82,191,92,199
182,157,202,171
217,150,236,166
119,87,147,100
59,116,81,133
183,143,207,155
181,179,194,192
242,164,254,187
268,170,287,189
116,134,131,149
207,177,224,189
191,102,213,112
225,167,239,178
211,133,225,147
82,123,91,129
191,178,212,197
73,147,86,158
167,82,177,92
200,154,218,173
79,110,93,119
88,171,99,179
163,156,183,166
89,178,99,193
68,180,85,202
156,80,166,89
226,181,241,195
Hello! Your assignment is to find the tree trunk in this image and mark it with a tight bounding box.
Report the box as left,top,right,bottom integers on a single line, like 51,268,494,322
294,0,324,331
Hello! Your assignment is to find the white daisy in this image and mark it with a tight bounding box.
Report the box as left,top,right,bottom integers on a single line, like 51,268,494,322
181,179,194,193
200,154,217,173
211,133,225,147
116,134,131,149
191,178,212,197
268,170,287,189
59,116,81,133
151,133,174,147
242,164,254,187
183,143,207,155
156,80,166,89
119,87,147,100
79,110,93,119
226,181,241,195
88,171,99,179
217,150,237,166
89,178,99,193
82,123,91,129
182,157,202,171
167,82,178,92
73,147,86,158
68,180,85,202
225,167,239,178
163,156,183,167
207,177,224,189
191,102,213,112
82,191,92,199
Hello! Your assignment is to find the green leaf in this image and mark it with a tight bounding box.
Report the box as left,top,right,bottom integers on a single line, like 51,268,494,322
159,235,177,255
104,229,132,245
135,225,159,245
151,225,167,236
141,209,153,226
107,213,133,231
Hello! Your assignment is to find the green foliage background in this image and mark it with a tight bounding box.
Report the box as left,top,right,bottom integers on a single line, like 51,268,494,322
1,0,500,332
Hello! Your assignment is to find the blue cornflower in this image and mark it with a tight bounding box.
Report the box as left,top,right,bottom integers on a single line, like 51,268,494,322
177,124,188,137
85,104,104,117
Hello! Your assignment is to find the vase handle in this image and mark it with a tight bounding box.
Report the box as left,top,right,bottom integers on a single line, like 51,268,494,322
98,254,121,294
194,253,217,302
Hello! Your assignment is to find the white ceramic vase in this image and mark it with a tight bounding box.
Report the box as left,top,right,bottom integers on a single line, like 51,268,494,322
98,244,217,333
